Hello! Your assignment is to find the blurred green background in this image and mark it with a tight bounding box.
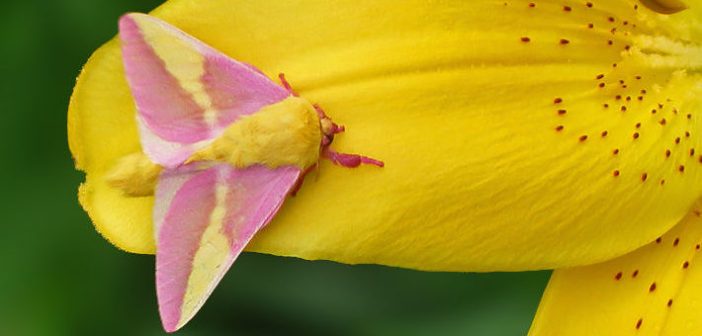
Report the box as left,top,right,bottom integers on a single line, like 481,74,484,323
0,1,549,335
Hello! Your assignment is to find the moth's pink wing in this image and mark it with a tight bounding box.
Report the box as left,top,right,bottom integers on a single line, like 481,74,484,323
118,13,289,167
154,164,300,332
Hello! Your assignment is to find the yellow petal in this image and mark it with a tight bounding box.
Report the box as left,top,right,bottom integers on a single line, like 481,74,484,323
69,1,702,271
529,201,702,335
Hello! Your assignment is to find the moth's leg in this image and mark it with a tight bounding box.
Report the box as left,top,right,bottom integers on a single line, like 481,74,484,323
290,163,318,197
323,149,384,168
278,73,299,97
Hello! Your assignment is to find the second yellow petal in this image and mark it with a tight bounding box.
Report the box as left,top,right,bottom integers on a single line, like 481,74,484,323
530,201,702,335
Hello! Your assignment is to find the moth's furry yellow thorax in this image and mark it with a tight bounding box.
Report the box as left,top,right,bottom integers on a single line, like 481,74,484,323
189,96,322,169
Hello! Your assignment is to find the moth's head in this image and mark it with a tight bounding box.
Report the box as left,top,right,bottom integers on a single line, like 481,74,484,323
320,117,336,146
314,104,344,147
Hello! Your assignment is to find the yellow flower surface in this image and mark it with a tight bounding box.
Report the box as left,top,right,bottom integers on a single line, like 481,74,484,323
530,202,702,335
69,0,702,271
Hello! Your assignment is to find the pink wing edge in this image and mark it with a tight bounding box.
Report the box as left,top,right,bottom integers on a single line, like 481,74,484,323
154,164,301,332
118,13,289,168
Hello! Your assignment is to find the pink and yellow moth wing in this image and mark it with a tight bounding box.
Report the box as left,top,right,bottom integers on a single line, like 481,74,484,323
118,13,289,167
155,164,301,332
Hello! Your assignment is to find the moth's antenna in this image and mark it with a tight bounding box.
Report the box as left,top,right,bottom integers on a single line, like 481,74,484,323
278,73,298,97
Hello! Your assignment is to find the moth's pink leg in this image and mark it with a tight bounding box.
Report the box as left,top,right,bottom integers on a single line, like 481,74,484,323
278,73,299,97
323,149,384,168
290,163,318,196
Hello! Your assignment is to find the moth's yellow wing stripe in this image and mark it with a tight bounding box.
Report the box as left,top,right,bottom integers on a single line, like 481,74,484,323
131,14,218,128
177,174,232,329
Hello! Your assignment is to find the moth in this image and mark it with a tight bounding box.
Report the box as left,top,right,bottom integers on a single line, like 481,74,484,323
111,13,383,332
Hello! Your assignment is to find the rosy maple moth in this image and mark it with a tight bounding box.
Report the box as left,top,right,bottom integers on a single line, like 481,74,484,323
111,13,383,332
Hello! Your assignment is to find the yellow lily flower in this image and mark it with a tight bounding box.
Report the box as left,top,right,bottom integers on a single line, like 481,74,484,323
69,0,701,330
